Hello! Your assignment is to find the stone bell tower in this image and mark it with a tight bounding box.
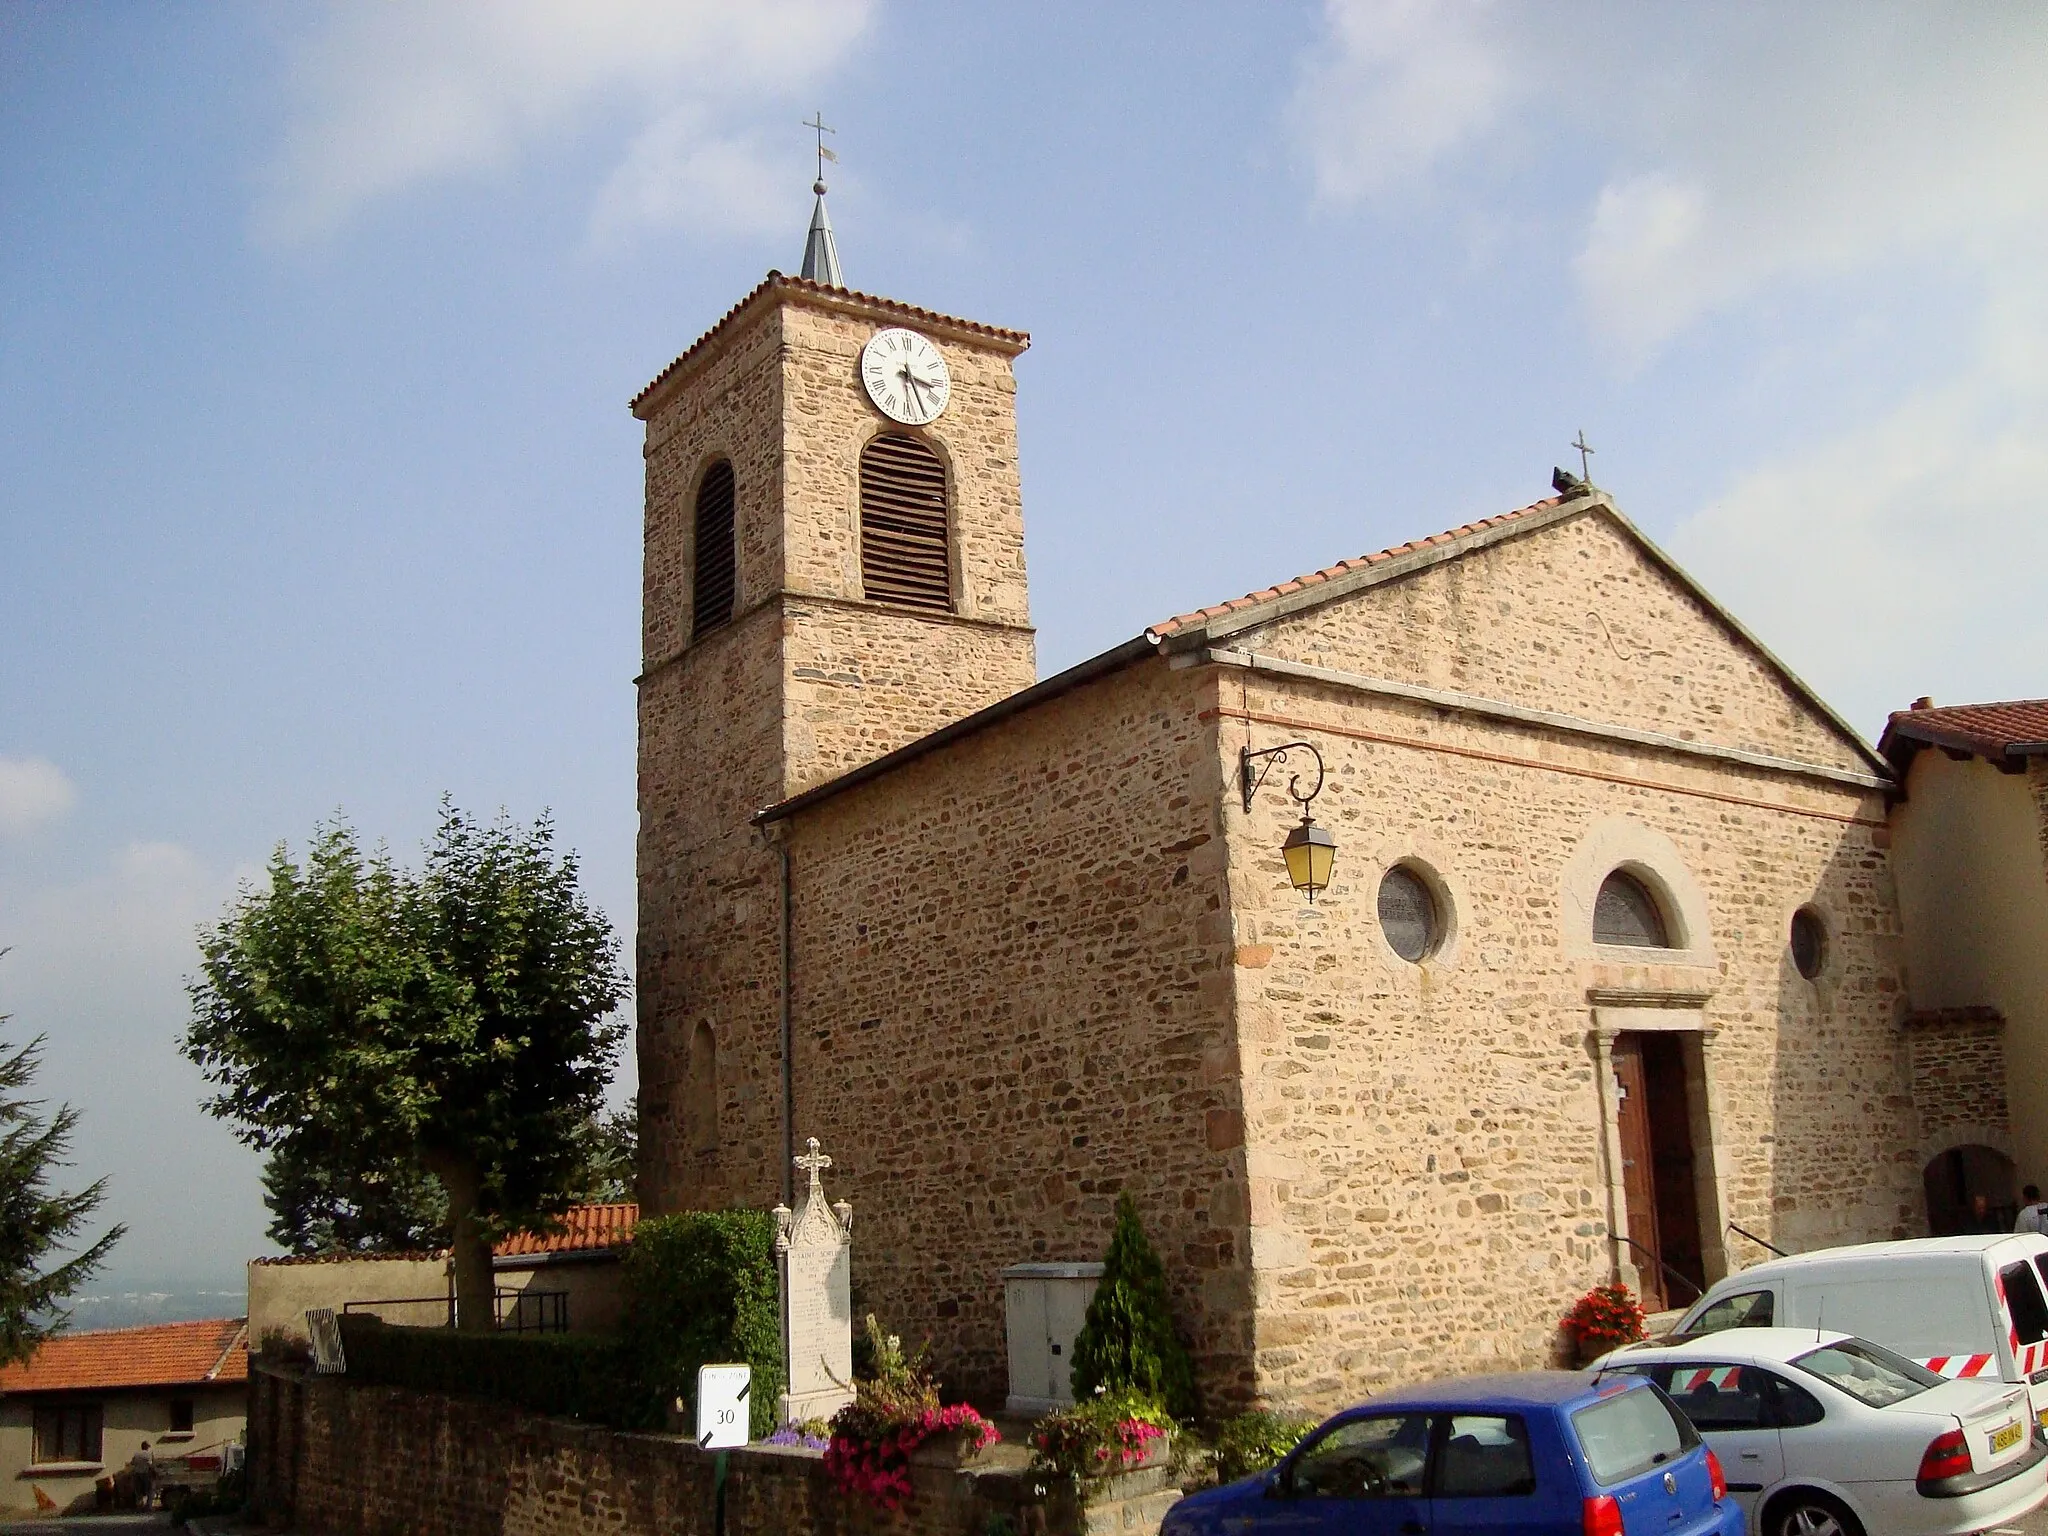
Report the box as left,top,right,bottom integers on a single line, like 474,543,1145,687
632,185,1037,1212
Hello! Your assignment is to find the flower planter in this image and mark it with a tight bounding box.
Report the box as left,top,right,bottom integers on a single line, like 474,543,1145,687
908,1426,996,1470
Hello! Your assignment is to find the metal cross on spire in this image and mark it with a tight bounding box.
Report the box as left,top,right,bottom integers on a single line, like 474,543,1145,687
1572,429,1596,486
803,110,838,184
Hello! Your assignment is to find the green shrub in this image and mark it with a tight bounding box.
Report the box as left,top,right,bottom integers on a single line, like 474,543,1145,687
335,1315,625,1422
1028,1387,1175,1485
1069,1191,1198,1421
1211,1409,1317,1482
618,1209,783,1438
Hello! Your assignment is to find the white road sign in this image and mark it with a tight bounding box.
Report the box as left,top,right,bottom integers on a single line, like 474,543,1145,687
696,1363,751,1449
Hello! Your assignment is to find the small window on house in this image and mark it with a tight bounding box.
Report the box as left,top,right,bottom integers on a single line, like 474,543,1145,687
859,433,951,610
1790,907,1826,980
687,1021,719,1155
691,460,737,641
1377,865,1442,963
169,1397,196,1433
33,1403,103,1464
1593,871,1671,948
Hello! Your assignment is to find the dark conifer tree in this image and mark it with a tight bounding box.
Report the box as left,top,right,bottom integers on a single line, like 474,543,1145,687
0,1022,123,1367
1069,1190,1197,1420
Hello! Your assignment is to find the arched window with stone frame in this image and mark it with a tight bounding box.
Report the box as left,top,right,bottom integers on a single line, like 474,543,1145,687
1594,868,1676,948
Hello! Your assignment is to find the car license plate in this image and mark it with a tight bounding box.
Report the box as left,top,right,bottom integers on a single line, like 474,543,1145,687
1992,1421,2024,1454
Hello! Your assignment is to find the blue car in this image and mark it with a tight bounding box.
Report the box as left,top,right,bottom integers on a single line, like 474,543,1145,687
1163,1371,1743,1536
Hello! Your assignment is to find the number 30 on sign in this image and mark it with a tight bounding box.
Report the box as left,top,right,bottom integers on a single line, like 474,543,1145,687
696,1363,751,1448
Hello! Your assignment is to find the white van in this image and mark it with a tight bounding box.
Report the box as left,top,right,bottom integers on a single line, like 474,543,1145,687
1669,1235,2048,1429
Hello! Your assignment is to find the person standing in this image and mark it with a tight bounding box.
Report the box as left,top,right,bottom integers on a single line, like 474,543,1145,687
2017,1185,2048,1235
127,1441,154,1509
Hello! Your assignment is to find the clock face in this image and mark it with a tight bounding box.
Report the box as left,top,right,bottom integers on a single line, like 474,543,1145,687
860,328,951,425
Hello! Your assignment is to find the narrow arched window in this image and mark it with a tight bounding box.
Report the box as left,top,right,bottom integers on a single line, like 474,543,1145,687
686,1022,719,1154
1594,870,1671,947
691,460,736,641
859,433,951,610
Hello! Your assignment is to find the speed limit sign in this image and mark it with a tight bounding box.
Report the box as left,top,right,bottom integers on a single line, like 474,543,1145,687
695,1363,751,1448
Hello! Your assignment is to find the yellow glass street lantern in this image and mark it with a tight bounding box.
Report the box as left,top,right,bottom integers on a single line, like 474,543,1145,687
1241,739,1337,903
1281,816,1337,903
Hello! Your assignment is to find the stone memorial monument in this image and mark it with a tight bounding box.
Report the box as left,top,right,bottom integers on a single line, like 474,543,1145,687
773,1138,855,1425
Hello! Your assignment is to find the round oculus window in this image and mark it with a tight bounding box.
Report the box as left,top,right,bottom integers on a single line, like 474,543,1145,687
1377,865,1441,963
1790,907,1826,980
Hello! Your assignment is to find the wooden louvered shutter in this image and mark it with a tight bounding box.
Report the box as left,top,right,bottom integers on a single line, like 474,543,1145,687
859,434,951,610
691,460,736,640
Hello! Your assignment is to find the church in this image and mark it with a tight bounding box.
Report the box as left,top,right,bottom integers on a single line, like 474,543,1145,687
629,186,1956,1415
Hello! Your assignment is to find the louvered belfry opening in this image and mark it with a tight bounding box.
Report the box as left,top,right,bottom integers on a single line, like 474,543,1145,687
691,460,737,641
859,433,951,610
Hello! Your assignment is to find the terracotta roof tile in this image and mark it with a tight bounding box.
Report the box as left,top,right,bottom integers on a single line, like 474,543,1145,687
494,1202,639,1258
0,1318,248,1394
1880,699,2048,767
631,275,1029,415
249,1203,641,1267
1146,496,1568,640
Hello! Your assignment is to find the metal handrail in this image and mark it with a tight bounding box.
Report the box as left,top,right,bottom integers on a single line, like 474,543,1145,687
1612,1233,1705,1304
338,1288,569,1334
1727,1222,1789,1258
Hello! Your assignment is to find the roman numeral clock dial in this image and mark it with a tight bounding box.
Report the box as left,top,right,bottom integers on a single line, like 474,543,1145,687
860,327,951,426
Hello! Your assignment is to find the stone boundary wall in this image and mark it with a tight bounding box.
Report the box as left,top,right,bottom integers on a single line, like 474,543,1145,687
249,1362,1178,1536
1902,1006,2011,1155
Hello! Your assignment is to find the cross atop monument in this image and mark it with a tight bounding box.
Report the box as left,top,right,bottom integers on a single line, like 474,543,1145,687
795,1136,832,1195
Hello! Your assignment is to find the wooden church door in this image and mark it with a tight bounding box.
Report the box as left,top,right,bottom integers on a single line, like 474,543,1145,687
1611,1036,1667,1311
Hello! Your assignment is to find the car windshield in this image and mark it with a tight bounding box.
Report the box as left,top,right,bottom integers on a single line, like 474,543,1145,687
1570,1385,1698,1487
1792,1339,1941,1407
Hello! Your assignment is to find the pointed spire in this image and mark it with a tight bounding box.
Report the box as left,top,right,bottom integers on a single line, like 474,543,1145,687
801,179,843,287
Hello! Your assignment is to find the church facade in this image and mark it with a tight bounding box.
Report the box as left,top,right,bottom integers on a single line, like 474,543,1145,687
632,266,1938,1415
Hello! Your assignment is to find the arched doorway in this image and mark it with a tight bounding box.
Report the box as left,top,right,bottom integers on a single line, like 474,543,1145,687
1923,1144,2017,1235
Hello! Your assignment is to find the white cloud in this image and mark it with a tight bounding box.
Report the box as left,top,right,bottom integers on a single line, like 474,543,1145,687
1671,272,2048,737
0,756,78,837
255,0,874,245
587,110,789,250
1292,3,2048,726
1289,0,1516,205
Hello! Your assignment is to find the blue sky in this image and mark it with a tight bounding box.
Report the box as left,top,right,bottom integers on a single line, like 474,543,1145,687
4,2,2045,1285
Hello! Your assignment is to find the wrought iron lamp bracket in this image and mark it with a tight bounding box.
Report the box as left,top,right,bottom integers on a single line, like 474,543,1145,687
1240,740,1326,817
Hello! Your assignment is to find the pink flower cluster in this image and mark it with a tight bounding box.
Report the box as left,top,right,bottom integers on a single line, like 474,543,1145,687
1105,1417,1167,1469
823,1404,999,1512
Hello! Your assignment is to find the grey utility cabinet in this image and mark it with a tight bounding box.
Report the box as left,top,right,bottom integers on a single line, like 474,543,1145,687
1001,1261,1103,1417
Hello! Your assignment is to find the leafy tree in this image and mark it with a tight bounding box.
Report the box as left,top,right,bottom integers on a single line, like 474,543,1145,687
260,1130,448,1255
0,1008,124,1366
1069,1190,1198,1421
183,803,629,1330
575,1095,638,1205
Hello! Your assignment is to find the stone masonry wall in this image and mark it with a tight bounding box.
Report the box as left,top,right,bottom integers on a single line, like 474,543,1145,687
636,288,1039,1215
1240,508,1873,775
248,1365,1168,1536
780,658,1256,1409
1218,511,1914,1412
1902,1008,2011,1153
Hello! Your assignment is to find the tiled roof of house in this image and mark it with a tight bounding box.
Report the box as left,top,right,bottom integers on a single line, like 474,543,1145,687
495,1202,639,1258
250,1202,641,1266
1879,699,2048,770
0,1317,248,1394
630,274,1030,415
1147,495,1568,640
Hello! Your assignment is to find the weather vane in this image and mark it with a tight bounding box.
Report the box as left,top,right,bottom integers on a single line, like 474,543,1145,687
1572,429,1595,485
803,110,838,185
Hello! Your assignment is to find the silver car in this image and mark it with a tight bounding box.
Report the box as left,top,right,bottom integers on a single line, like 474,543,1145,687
1596,1327,2048,1536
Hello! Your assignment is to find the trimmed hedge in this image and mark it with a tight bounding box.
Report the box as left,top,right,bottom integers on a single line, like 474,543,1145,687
332,1208,783,1439
619,1209,783,1439
335,1314,626,1423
